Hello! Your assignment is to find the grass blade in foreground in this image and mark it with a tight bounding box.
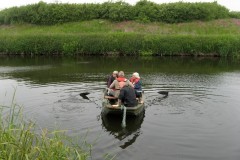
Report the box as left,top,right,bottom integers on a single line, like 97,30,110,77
0,102,90,160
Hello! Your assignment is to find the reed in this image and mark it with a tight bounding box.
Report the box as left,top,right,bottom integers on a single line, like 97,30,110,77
1,17,240,57
0,33,239,57
0,98,89,160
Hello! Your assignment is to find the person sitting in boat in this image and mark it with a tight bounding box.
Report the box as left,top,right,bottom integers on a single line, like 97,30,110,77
107,70,118,88
108,71,133,98
130,72,142,98
118,83,138,107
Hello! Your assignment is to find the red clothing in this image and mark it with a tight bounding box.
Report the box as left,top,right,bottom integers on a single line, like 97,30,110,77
117,77,127,89
130,77,140,85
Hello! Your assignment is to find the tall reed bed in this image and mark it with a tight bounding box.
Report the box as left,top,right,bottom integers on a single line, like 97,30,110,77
0,34,239,57
0,99,89,159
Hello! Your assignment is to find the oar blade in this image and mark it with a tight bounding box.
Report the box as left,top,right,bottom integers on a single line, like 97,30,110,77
80,92,90,100
158,91,168,96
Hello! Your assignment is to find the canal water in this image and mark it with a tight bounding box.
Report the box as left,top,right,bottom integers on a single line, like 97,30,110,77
0,56,240,160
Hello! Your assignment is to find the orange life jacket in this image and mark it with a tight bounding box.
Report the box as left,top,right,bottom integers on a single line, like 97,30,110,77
130,77,140,85
117,77,127,89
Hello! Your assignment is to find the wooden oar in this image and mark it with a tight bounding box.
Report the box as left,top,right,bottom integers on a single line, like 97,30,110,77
79,92,103,108
158,91,168,96
79,92,90,100
143,90,169,96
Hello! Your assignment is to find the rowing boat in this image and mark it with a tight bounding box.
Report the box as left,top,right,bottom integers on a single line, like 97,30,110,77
101,95,145,116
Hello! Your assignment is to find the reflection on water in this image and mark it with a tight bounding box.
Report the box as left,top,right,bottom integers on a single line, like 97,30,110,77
1,56,240,84
1,56,240,160
101,111,145,149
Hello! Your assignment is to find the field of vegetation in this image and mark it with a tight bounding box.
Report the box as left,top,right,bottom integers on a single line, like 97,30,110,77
0,100,91,160
0,0,240,56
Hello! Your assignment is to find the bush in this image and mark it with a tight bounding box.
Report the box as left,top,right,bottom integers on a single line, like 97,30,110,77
158,2,229,23
0,1,230,25
229,11,240,19
134,0,161,22
108,2,134,21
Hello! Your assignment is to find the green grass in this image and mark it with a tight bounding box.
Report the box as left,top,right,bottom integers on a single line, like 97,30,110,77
1,19,240,35
0,19,240,56
0,98,90,160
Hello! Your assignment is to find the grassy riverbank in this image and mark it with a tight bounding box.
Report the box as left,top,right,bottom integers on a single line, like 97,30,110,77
1,19,240,35
0,19,240,56
0,1,240,56
0,102,90,159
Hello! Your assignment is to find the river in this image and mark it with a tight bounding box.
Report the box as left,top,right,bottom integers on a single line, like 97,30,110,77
0,56,240,160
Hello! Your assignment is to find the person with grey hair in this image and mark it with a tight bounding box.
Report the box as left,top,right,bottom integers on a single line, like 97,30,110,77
108,71,133,98
107,71,118,88
130,72,143,102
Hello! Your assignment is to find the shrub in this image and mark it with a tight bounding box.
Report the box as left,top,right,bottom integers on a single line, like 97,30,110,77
0,1,230,25
229,11,240,19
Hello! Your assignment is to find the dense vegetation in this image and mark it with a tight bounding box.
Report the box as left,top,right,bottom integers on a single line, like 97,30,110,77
0,33,239,57
1,19,240,56
0,102,90,160
0,0,239,57
0,1,230,25
229,11,240,19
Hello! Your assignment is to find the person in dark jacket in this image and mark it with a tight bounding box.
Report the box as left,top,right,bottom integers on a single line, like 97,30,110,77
107,71,118,88
118,84,138,107
130,72,142,97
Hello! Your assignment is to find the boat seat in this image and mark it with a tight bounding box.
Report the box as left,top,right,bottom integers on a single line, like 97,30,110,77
104,96,117,99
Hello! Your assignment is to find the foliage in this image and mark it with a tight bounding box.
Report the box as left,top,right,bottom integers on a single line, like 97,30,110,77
1,17,240,57
159,1,229,23
0,1,230,25
0,99,89,160
134,0,160,22
0,33,239,57
229,11,240,19
106,1,134,21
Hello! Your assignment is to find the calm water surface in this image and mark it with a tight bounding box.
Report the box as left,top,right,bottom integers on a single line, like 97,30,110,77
0,56,240,160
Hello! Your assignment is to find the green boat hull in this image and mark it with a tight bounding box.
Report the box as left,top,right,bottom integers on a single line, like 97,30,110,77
102,99,145,116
